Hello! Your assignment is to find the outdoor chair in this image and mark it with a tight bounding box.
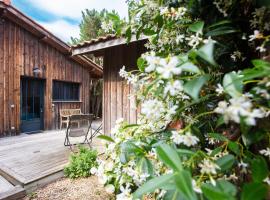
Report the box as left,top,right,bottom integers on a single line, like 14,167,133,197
64,114,94,148
60,109,81,129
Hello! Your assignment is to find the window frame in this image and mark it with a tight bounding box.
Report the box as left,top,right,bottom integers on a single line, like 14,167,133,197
52,80,81,102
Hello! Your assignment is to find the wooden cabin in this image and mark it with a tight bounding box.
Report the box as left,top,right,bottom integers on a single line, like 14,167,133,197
0,0,102,136
72,35,147,135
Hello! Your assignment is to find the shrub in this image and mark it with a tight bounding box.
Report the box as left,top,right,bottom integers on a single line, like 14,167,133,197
64,146,98,179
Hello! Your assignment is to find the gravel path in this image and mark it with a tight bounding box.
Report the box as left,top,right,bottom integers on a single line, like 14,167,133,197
23,176,114,200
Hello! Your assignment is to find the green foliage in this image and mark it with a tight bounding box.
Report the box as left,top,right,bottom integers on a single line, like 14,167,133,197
97,0,270,199
64,146,98,179
70,9,119,44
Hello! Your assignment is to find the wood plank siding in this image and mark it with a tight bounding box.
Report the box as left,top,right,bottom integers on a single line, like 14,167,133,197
0,18,93,137
103,41,146,135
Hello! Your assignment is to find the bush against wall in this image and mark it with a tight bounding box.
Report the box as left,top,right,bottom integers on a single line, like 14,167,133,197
96,0,270,199
64,146,98,179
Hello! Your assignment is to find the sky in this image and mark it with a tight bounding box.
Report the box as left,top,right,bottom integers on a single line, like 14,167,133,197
12,0,128,42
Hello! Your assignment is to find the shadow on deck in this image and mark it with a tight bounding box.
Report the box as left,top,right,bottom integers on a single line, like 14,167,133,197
0,120,104,199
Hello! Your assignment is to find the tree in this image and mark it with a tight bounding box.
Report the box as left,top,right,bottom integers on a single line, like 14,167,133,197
71,9,119,44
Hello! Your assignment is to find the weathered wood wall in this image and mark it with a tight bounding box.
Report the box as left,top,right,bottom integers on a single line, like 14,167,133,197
103,41,145,135
0,18,91,136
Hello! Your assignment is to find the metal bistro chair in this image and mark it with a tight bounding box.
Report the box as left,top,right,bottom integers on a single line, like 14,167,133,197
64,114,94,148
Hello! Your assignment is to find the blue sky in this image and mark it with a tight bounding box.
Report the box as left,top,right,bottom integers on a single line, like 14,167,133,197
11,0,128,42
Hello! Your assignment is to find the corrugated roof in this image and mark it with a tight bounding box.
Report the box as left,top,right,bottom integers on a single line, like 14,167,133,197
72,34,119,48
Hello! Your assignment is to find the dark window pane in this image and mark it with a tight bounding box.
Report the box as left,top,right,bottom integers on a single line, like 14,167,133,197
53,81,80,101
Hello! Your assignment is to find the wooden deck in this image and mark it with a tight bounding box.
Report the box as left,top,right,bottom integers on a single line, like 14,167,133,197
0,120,103,197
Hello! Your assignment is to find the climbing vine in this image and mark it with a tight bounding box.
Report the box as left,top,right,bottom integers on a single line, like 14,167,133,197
93,1,270,199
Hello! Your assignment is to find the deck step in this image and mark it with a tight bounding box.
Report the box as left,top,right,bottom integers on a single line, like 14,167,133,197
0,176,25,200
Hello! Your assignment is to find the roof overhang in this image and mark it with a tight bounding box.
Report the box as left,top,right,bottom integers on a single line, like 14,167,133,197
71,35,148,56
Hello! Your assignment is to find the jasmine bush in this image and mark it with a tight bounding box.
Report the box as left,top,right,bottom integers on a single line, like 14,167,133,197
96,1,270,199
64,146,98,179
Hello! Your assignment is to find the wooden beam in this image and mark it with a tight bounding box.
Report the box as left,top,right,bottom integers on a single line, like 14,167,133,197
72,35,148,56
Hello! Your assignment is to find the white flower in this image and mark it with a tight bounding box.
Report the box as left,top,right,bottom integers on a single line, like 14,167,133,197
203,36,215,44
171,131,199,147
199,159,220,174
176,34,185,44
143,52,162,73
215,84,224,95
105,184,115,194
105,161,114,171
101,20,114,33
256,45,266,53
164,80,184,96
159,7,169,15
116,184,132,200
119,66,129,79
182,132,199,147
259,148,270,159
186,33,203,48
263,177,270,185
224,173,238,181
156,57,182,79
90,167,97,175
192,180,202,193
238,160,248,174
249,30,263,41
127,74,138,85
171,131,184,145
214,96,265,126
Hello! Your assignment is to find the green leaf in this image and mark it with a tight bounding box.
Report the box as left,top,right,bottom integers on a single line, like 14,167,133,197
107,13,120,21
216,154,235,171
143,28,156,36
174,170,197,200
97,135,115,143
163,190,182,200
202,180,237,200
241,183,267,200
137,57,146,72
207,20,234,29
125,26,132,43
177,149,195,157
156,144,182,172
184,74,210,100
133,174,174,198
197,41,216,65
138,157,154,176
228,142,240,155
241,59,270,80
206,27,239,36
223,72,243,98
251,156,268,182
208,132,228,142
180,62,201,74
121,141,144,156
189,21,204,34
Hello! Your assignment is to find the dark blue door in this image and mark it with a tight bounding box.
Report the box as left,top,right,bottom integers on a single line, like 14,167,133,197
20,78,44,133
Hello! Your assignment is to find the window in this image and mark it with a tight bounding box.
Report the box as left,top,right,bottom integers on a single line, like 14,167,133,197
53,81,80,101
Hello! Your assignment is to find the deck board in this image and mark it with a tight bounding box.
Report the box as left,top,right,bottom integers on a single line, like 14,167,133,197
0,121,103,187
0,175,14,193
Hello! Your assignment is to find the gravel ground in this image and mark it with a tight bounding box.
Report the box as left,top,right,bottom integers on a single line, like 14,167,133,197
23,176,114,200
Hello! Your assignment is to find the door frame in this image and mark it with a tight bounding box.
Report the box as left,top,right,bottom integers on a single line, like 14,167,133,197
20,76,45,133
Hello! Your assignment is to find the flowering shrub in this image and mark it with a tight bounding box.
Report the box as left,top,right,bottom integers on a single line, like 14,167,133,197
95,0,270,199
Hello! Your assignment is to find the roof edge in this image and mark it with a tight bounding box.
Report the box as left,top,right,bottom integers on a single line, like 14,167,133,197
0,1,103,77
